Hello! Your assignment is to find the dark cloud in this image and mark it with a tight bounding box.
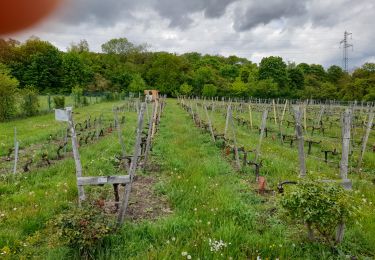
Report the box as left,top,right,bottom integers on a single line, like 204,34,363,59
56,0,142,26
233,0,310,31
152,0,238,28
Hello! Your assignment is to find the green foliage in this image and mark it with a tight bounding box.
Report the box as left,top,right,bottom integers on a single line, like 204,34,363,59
251,79,278,98
280,181,360,245
53,96,65,109
259,56,288,89
230,79,248,97
72,85,84,107
21,86,39,117
179,82,193,95
52,205,115,257
101,38,146,55
128,74,146,93
202,84,217,97
0,63,18,121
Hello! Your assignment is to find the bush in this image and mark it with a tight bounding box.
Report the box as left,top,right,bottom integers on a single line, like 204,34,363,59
52,205,115,258
180,82,193,96
280,180,360,245
202,84,217,97
53,96,65,109
0,63,18,121
72,85,84,107
21,86,40,117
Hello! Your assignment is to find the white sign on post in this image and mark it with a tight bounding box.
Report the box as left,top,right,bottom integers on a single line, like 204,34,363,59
55,108,72,122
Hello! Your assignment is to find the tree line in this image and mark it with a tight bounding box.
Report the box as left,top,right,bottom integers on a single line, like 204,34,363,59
0,37,374,117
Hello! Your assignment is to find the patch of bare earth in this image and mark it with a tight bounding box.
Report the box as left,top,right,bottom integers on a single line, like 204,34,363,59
100,174,172,222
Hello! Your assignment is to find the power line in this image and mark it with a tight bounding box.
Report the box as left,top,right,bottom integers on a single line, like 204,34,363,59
340,31,353,72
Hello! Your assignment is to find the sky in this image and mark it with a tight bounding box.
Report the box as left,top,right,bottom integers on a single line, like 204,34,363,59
8,0,375,69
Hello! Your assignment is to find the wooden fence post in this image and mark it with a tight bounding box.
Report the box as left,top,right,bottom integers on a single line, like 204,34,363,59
12,127,19,174
255,109,268,162
67,109,85,205
117,102,146,224
340,109,352,180
143,102,157,168
229,107,241,169
248,104,253,129
294,106,306,178
114,107,127,170
224,104,231,138
357,109,374,170
204,105,216,142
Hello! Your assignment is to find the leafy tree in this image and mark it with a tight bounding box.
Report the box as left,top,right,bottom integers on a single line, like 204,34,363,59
202,84,217,97
179,82,193,96
258,56,288,89
146,52,190,95
128,74,146,93
230,79,248,97
67,39,90,53
101,38,147,55
21,41,63,93
251,79,278,98
21,85,39,116
288,67,304,91
327,65,344,84
61,52,92,93
0,63,18,120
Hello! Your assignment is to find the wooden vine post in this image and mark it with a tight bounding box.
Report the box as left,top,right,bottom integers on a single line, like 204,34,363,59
224,104,231,138
272,99,278,125
255,109,268,163
143,101,157,168
204,104,216,142
65,108,86,205
340,109,352,180
248,104,253,129
228,107,241,169
357,109,374,170
118,102,146,224
114,107,127,169
294,106,306,178
12,127,19,174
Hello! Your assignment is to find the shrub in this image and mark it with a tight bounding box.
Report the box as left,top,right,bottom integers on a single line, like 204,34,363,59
202,84,217,97
280,180,360,245
72,85,84,107
0,63,18,121
180,82,193,96
21,85,40,117
53,96,65,109
52,205,115,258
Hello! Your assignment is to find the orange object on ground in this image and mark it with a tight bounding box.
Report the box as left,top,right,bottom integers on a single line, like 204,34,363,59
258,176,267,193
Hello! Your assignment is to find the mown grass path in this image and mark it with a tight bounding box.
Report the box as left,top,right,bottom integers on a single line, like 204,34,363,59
100,100,346,260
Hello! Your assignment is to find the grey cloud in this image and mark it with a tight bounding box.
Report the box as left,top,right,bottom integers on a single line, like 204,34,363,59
233,0,310,31
152,0,238,28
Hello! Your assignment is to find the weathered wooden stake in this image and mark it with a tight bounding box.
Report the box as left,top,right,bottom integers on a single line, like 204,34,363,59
272,99,278,125
114,107,127,170
12,127,19,174
224,104,231,138
204,105,216,142
118,102,146,224
358,110,373,170
340,109,352,180
248,104,253,129
67,110,85,205
143,102,157,167
228,108,241,169
255,109,268,162
294,106,306,178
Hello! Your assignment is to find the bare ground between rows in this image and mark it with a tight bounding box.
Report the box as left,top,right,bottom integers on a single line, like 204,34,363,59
96,174,172,222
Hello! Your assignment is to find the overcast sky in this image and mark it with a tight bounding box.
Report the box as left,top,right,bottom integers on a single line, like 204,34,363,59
9,0,375,69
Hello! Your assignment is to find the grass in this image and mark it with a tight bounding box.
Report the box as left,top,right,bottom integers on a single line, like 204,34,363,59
0,99,374,259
